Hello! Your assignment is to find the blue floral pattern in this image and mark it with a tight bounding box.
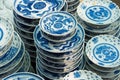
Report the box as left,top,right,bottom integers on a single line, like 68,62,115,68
93,43,119,63
14,0,65,18
0,28,3,41
41,12,76,34
86,6,111,22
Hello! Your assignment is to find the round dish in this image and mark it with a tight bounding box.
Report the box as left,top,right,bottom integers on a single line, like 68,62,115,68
39,11,77,42
2,72,44,80
0,17,14,56
77,0,120,25
14,0,65,19
86,35,120,68
34,24,85,53
63,70,103,80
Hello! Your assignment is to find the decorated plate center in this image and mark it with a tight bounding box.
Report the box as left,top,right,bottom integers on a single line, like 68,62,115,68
93,43,119,63
33,2,46,10
86,5,111,22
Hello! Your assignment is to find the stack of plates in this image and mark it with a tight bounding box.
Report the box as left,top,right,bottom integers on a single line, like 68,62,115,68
85,35,120,80
76,0,120,43
13,0,66,63
0,17,32,78
34,11,85,79
66,0,80,14
2,72,44,80
63,70,103,80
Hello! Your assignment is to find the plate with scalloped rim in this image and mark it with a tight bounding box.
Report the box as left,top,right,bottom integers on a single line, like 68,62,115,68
14,0,65,19
0,17,14,56
63,70,103,80
77,0,120,25
34,23,85,53
39,11,77,42
0,32,25,74
2,72,44,80
86,35,120,68
0,31,21,67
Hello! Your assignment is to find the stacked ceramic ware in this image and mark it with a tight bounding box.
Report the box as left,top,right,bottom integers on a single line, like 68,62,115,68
66,0,80,14
75,0,120,43
63,70,103,80
0,17,32,79
2,72,44,80
34,11,85,80
13,0,67,65
85,35,120,80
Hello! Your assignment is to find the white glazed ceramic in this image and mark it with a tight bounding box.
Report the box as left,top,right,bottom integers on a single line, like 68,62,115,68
2,72,44,80
0,17,14,56
0,32,25,74
76,13,120,33
34,24,85,54
63,70,103,80
14,0,65,19
0,31,21,67
3,0,14,10
86,35,120,68
39,11,77,42
77,0,120,25
86,62,120,78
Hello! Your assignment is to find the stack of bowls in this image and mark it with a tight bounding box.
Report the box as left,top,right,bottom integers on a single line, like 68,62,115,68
2,72,44,80
66,0,80,14
63,70,103,80
13,0,66,64
34,11,85,80
0,17,32,78
76,0,120,43
85,35,120,80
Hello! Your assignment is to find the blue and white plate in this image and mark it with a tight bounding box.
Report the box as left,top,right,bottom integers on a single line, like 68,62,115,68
2,72,44,80
77,0,120,25
0,32,25,74
0,17,14,56
76,13,120,33
63,70,103,80
0,31,21,67
85,62,120,78
86,35,120,68
18,51,31,72
39,11,77,42
14,0,65,19
34,24,85,53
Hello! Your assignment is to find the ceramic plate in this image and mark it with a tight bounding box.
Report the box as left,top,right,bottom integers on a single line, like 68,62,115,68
34,24,85,53
63,70,103,80
18,51,31,72
76,13,120,33
86,35,120,68
0,31,21,67
0,17,14,55
77,0,120,25
2,72,44,80
0,32,25,74
14,0,65,19
3,0,13,10
39,11,76,41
